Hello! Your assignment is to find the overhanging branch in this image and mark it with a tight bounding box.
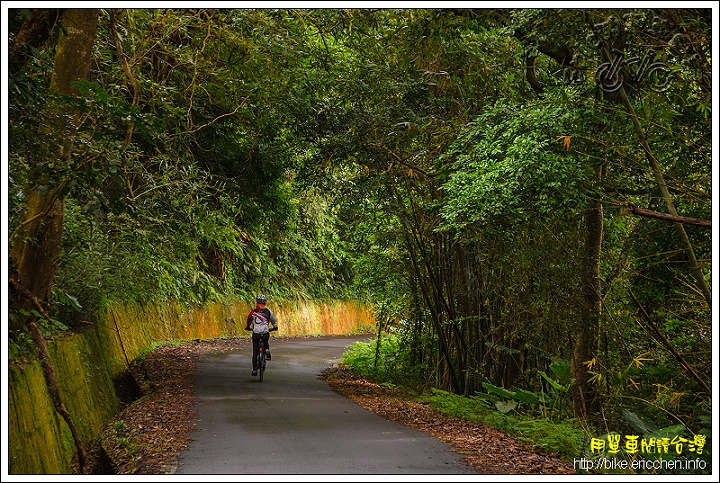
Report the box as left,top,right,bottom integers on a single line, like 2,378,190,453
628,204,711,229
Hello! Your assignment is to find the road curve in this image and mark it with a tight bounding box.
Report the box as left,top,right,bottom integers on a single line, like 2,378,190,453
173,334,477,476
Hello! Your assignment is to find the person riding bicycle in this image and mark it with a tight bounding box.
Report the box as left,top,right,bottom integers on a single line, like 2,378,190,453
245,294,278,376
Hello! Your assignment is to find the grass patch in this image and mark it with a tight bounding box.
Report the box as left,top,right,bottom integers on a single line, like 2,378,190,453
418,388,588,462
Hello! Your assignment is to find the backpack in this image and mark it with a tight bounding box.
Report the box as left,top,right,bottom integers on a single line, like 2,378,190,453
251,310,270,334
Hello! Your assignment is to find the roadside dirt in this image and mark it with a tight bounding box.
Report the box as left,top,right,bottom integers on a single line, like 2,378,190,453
83,337,575,475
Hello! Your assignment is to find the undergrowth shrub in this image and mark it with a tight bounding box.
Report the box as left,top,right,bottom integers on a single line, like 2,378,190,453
340,334,424,385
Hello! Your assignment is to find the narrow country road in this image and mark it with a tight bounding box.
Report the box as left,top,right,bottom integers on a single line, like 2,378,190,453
173,335,477,475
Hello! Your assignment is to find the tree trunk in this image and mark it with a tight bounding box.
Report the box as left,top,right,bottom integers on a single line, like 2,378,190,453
571,186,604,419
10,8,100,327
9,8,100,474
9,187,65,332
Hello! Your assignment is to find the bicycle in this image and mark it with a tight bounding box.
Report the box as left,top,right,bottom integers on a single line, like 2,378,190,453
254,327,277,382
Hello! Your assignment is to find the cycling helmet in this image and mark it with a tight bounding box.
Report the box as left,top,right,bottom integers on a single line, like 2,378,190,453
256,294,267,304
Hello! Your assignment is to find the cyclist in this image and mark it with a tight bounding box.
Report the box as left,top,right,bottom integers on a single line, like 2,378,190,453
245,294,278,376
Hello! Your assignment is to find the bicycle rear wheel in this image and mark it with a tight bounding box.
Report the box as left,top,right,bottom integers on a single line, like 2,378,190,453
258,349,266,382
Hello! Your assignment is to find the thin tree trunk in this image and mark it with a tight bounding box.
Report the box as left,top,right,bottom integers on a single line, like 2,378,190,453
620,88,710,308
393,185,462,393
596,44,712,309
404,229,461,393
571,183,604,419
629,289,711,397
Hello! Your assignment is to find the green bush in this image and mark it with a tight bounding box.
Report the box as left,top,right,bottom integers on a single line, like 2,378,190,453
340,334,426,386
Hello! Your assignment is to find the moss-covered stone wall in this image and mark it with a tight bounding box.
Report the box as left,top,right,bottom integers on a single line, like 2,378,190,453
8,299,375,474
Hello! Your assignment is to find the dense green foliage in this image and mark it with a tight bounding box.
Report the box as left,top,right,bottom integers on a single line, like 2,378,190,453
7,7,712,473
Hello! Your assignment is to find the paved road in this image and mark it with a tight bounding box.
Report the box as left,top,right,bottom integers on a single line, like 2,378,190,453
174,334,477,475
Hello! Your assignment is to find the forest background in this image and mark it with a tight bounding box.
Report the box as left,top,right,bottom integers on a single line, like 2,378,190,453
4,5,716,473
